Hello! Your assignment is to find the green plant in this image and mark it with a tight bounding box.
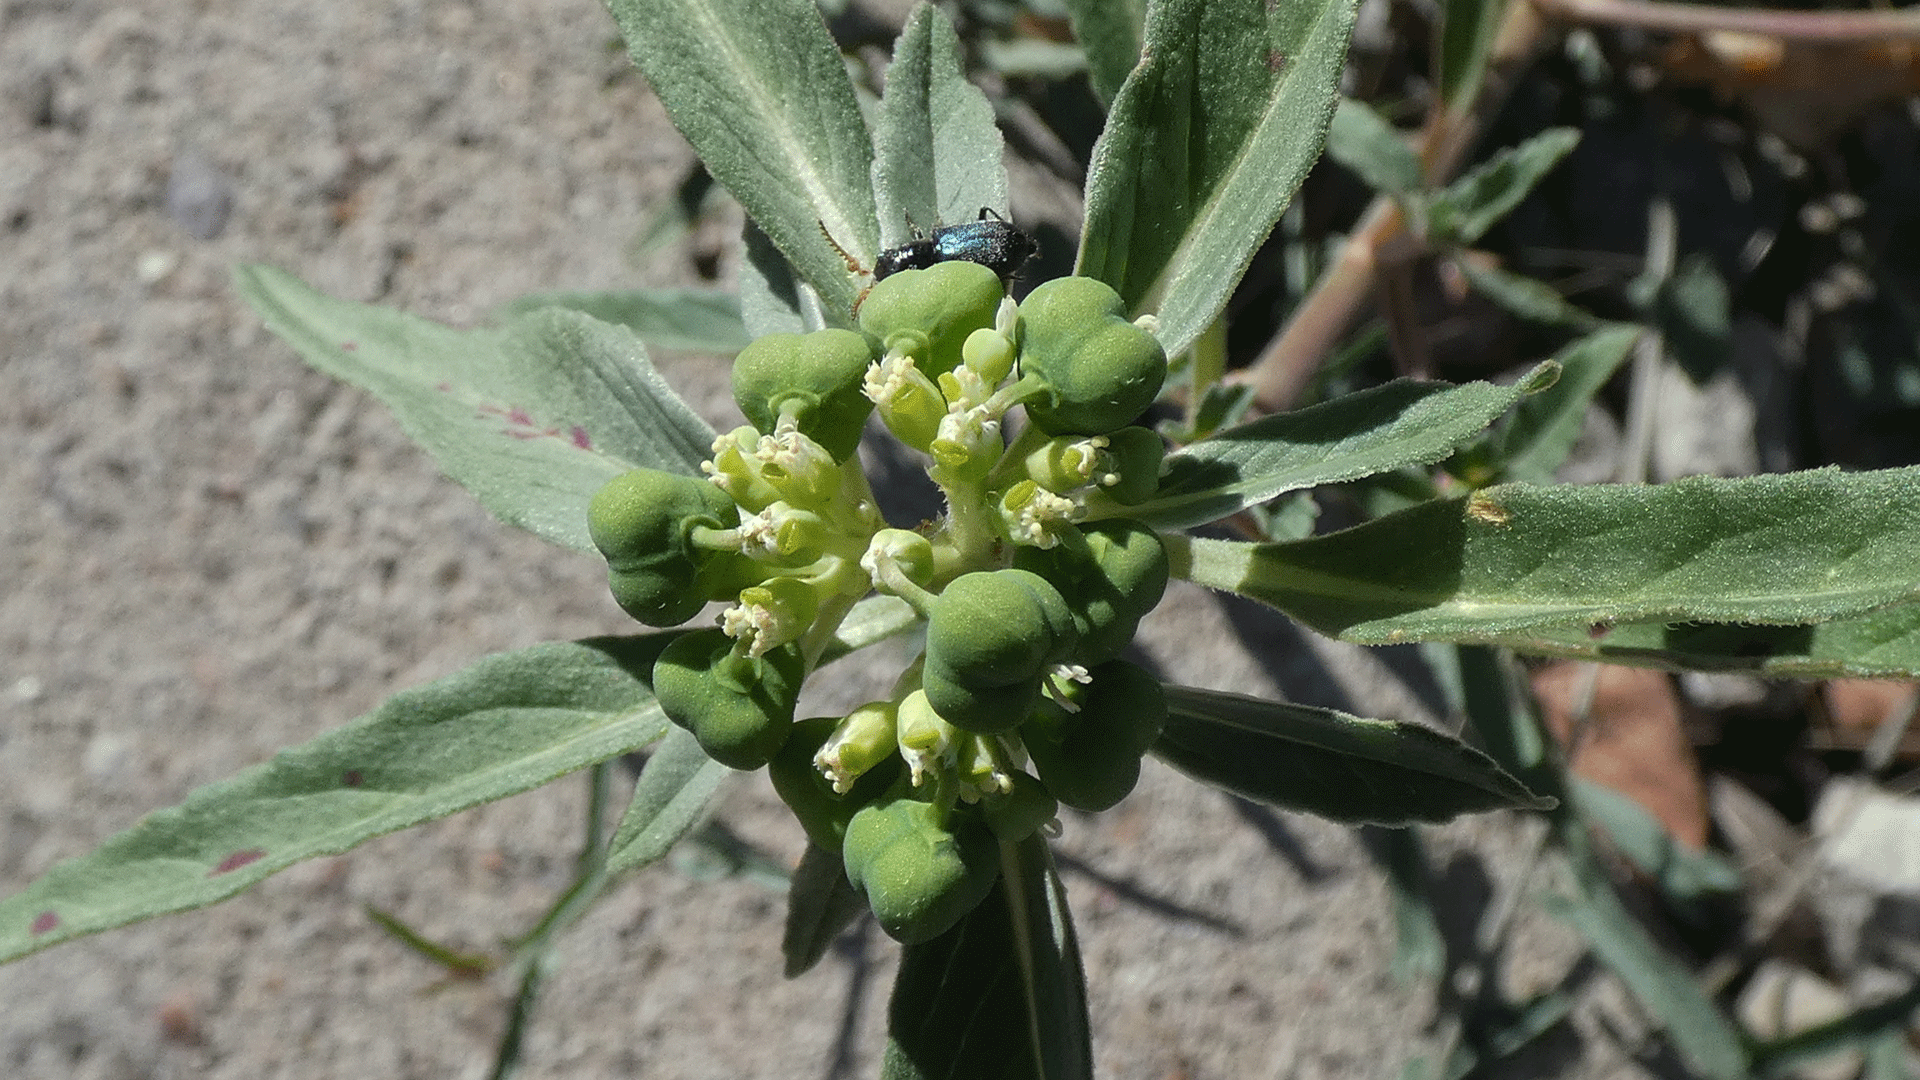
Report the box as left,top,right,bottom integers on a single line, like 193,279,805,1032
8,0,1920,1077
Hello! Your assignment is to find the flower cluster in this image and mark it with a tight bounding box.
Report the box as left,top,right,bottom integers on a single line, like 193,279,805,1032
587,262,1171,943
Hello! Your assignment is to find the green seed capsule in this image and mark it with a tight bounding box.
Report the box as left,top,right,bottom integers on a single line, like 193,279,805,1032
1014,519,1168,665
588,468,742,627
652,629,803,770
858,262,1004,375
1022,660,1166,811
1090,426,1165,505
842,795,999,945
731,329,878,462
1017,277,1167,436
923,568,1078,691
769,716,902,853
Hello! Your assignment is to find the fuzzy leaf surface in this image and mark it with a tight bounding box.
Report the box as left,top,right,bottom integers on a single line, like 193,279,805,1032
1061,0,1146,105
496,289,752,356
1076,0,1358,359
1156,685,1552,823
0,635,678,964
1178,467,1920,642
236,265,714,554
1130,364,1553,530
1483,607,1920,679
606,0,877,316
872,5,1008,246
1490,324,1639,484
881,836,1091,1080
605,726,729,876
1426,128,1580,245
783,842,868,978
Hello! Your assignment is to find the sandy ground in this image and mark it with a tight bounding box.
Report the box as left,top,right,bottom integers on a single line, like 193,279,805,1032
0,3,1617,1078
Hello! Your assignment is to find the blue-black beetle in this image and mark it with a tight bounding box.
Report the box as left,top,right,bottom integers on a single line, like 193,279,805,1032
873,208,1038,282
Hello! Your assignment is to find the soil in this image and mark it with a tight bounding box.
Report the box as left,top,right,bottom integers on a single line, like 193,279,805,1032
0,2,1668,1078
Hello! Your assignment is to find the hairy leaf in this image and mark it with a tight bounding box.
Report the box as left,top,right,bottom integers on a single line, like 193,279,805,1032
882,836,1092,1080
1077,0,1358,359
1177,467,1920,642
872,6,1009,247
1454,257,1604,332
605,0,877,316
1491,324,1639,484
1325,98,1422,196
1128,363,1554,530
496,289,752,356
1156,685,1553,823
236,265,714,554
0,635,678,964
1426,128,1580,246
1483,606,1920,680
782,841,867,978
605,726,729,876
1060,0,1146,106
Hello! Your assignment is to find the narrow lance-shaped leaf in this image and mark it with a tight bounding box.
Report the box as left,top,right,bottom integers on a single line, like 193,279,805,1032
604,726,730,876
1488,324,1638,484
1174,466,1920,643
1077,0,1359,359
235,265,715,554
0,635,680,965
882,835,1092,1080
1437,0,1507,107
1425,127,1580,246
1060,0,1146,106
1324,97,1422,197
1453,257,1605,332
782,842,869,978
495,289,752,356
605,0,877,317
1125,362,1555,530
1478,605,1920,681
1155,684,1553,823
872,6,1009,246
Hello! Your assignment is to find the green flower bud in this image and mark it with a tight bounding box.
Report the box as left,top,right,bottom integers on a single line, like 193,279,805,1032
1022,660,1165,812
731,329,878,462
858,262,1004,376
652,629,803,770
980,769,1058,843
842,795,1000,944
1017,276,1167,436
814,701,901,793
861,529,936,597
895,689,960,785
704,426,783,512
588,468,741,627
998,479,1084,549
721,576,820,656
737,501,830,565
769,715,902,853
961,326,1016,385
1013,519,1168,665
863,350,948,453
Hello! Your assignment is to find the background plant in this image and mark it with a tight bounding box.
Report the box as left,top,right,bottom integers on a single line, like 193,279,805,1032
3,0,1920,1068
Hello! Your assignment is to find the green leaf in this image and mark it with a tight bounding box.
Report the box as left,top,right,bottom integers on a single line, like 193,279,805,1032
822,594,921,664
872,5,1009,247
605,0,877,317
1325,98,1422,197
1426,128,1580,246
1570,779,1741,905
1644,253,1732,381
1479,605,1920,680
740,218,813,338
235,265,715,554
782,841,867,978
1454,257,1603,331
1175,466,1920,643
496,289,752,356
1490,324,1639,484
882,836,1092,1080
604,726,730,877
1128,363,1554,530
1076,0,1359,359
1155,684,1554,823
1060,0,1146,106
0,635,679,965
1437,0,1507,107
1753,981,1920,1077
1541,878,1748,1080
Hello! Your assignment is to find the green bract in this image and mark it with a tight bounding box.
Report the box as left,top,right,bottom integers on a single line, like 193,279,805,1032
1023,660,1167,811
1015,519,1170,665
587,468,743,627
731,328,878,461
652,629,804,770
857,261,1003,374
842,794,999,945
1017,276,1168,436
